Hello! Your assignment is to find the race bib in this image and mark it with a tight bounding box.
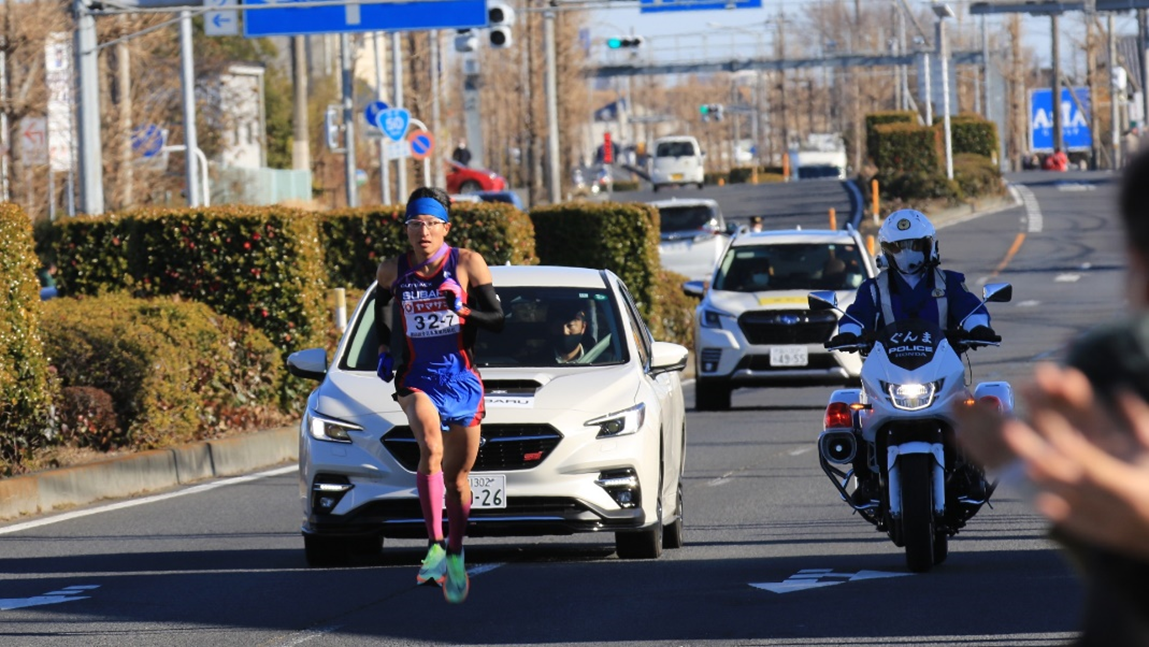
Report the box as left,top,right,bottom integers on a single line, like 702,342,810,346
403,297,460,338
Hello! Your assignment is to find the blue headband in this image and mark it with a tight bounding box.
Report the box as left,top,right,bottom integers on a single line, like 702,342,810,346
406,197,449,223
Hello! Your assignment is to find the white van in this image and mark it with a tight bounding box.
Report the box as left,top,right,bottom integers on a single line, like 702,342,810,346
650,136,705,191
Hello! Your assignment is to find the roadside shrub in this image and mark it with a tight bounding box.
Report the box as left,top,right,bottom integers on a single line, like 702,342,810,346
42,294,284,450
58,386,119,450
320,201,538,290
865,111,918,161
879,171,963,203
728,166,794,184
648,269,697,347
953,153,1004,199
530,201,660,319
0,203,56,475
871,123,942,176
612,180,641,192
728,167,756,184
704,171,728,185
949,116,1000,159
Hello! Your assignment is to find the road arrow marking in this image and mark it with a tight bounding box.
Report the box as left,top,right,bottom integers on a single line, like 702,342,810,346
1,585,99,611
750,569,909,594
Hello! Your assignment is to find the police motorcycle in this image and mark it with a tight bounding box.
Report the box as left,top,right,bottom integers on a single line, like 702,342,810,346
807,283,1013,573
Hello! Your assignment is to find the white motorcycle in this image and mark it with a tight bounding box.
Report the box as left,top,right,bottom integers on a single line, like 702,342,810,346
807,283,1013,573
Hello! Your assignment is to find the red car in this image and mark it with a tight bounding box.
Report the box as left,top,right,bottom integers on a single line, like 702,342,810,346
445,160,507,194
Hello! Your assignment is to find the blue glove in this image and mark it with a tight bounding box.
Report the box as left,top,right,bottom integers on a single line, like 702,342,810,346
376,351,394,382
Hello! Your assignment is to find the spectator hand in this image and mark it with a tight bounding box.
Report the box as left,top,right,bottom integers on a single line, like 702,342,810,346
376,351,394,383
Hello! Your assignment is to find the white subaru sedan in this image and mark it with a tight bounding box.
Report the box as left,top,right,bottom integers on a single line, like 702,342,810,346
287,266,689,566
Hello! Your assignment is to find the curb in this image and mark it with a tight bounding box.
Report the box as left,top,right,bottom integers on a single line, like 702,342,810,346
929,190,1022,230
0,426,298,522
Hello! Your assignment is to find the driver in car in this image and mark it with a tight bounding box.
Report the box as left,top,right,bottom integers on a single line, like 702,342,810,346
548,304,590,364
828,209,1000,504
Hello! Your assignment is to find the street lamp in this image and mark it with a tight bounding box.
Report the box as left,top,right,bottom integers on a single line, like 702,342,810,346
932,2,955,181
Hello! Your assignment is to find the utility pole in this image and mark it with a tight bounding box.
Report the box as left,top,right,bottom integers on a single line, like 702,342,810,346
1052,14,1063,153
1009,14,1023,170
340,33,357,208
544,8,560,204
292,36,310,172
1140,9,1149,132
430,30,443,188
1111,14,1121,168
373,32,390,204
1086,11,1100,168
118,16,132,208
392,32,407,200
74,0,104,215
179,11,199,207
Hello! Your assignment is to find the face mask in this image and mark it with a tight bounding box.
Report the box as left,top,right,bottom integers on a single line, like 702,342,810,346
751,272,770,288
892,250,925,274
558,332,582,354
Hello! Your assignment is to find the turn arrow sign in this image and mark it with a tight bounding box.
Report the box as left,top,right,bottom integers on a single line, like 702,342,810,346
0,585,99,611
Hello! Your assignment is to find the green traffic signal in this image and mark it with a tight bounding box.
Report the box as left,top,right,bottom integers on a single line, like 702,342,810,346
607,37,622,49
699,105,710,115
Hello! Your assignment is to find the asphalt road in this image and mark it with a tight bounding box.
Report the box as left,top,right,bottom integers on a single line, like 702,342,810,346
0,171,1123,646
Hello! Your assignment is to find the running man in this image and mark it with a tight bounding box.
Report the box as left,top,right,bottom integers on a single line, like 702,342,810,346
374,187,505,603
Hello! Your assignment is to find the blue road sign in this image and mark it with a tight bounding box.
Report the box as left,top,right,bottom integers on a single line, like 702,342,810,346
379,108,410,142
131,124,165,158
243,0,487,37
364,100,389,129
1030,87,1092,152
640,0,762,13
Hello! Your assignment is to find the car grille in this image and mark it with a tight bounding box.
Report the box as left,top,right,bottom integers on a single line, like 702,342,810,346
382,424,563,472
737,310,838,345
735,354,841,371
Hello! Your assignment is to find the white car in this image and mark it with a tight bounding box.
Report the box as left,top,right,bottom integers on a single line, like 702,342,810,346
684,227,877,410
288,266,689,566
649,198,732,282
649,136,705,191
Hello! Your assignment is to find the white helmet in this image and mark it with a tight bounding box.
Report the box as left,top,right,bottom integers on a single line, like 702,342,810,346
877,209,938,275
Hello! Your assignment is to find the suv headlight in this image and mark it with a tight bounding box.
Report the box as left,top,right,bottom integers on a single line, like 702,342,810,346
306,411,362,443
585,403,646,438
701,307,734,329
881,380,943,411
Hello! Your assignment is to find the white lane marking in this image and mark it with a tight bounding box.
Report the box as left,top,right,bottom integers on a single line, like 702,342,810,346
751,569,910,594
1017,300,1041,307
0,464,297,535
1054,273,1081,282
787,447,812,457
0,585,99,611
273,624,344,647
1057,183,1095,192
467,563,504,577
1013,185,1044,233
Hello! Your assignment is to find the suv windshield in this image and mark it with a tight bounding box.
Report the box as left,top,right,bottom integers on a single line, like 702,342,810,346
713,242,866,292
658,205,719,234
656,141,695,157
340,287,628,370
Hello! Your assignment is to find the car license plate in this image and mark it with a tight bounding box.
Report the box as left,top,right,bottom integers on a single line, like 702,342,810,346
661,241,689,253
670,173,684,181
770,345,808,367
469,474,506,509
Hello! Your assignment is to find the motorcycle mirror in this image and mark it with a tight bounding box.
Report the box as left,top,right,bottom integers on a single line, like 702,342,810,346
808,290,839,311
982,283,1012,303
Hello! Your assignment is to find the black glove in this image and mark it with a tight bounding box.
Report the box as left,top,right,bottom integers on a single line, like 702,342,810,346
966,325,1001,343
827,332,859,348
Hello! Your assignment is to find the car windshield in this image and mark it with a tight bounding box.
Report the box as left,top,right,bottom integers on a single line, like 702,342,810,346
658,205,718,234
339,287,628,370
656,141,695,157
712,242,867,292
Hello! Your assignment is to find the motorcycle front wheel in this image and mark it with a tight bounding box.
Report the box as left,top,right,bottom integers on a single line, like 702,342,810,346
900,453,937,573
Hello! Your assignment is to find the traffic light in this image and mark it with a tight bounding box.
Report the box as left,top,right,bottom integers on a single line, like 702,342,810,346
699,104,724,122
699,104,711,123
454,29,478,53
488,2,515,49
607,36,644,49
713,104,724,122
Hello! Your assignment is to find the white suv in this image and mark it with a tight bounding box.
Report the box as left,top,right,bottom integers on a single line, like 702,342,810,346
649,198,732,282
685,228,877,411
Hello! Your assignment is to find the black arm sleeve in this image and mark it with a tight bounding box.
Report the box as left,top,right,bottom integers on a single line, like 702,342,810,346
374,286,393,348
465,283,505,333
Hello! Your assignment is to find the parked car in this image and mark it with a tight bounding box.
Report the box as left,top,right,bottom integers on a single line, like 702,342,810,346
683,227,877,411
649,136,705,191
473,190,526,210
288,265,689,566
648,198,732,282
445,160,507,194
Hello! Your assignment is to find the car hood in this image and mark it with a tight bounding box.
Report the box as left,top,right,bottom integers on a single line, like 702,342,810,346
707,288,858,313
314,364,639,419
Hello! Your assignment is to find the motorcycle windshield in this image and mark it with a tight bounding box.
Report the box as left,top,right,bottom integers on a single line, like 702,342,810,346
874,320,944,371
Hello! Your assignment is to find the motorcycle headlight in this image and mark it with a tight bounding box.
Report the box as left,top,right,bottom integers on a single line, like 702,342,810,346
881,380,943,411
701,307,734,329
585,403,646,438
306,411,362,443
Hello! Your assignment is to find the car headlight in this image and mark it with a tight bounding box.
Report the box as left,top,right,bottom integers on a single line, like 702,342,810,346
585,402,646,438
306,411,362,443
701,307,734,329
881,380,942,411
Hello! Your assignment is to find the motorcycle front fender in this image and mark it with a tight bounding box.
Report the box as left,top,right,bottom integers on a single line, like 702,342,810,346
886,441,946,518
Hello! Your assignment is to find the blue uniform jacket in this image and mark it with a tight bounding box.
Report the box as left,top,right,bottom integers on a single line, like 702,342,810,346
843,268,988,335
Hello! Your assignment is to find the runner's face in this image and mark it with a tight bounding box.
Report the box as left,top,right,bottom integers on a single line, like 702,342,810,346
406,216,450,256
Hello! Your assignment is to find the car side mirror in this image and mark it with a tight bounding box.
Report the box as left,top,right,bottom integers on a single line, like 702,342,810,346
287,347,328,381
683,280,705,298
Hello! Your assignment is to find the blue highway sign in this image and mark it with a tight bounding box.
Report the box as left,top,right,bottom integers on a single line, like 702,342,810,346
364,100,389,129
379,108,410,142
243,0,488,38
640,0,762,13
131,124,165,158
1029,87,1092,152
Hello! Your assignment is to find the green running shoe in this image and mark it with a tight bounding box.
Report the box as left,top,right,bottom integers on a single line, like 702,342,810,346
442,550,469,604
416,542,447,586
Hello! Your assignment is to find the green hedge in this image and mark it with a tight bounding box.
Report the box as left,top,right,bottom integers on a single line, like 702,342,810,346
871,122,942,176
704,171,728,185
953,153,1004,198
530,201,660,320
612,180,641,192
865,111,918,162
320,202,539,290
41,293,283,451
950,116,999,159
728,167,787,184
51,206,327,407
0,203,56,475
649,269,697,347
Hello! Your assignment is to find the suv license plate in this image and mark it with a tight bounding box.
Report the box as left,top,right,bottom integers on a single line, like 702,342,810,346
770,345,808,367
671,173,684,180
469,474,506,509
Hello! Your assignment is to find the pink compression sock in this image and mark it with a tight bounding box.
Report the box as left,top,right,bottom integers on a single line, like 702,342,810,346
416,472,445,542
445,491,471,553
